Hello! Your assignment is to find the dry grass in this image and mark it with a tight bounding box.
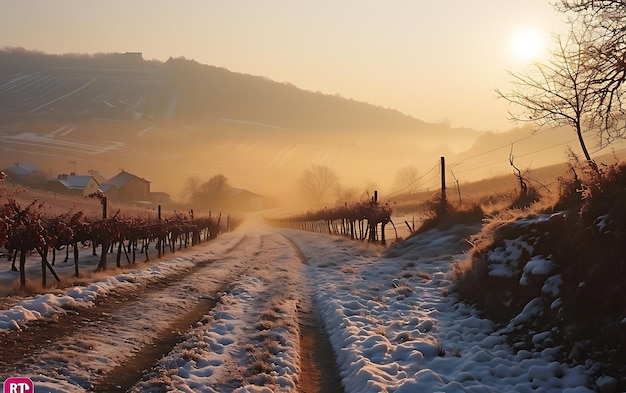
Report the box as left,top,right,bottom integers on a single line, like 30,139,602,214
391,161,565,216
453,158,626,387
416,201,484,234
260,309,280,322
341,265,355,274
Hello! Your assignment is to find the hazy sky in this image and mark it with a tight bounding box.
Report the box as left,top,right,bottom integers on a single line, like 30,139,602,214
1,1,567,132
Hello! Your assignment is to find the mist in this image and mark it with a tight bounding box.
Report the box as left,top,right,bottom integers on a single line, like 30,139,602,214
2,50,624,213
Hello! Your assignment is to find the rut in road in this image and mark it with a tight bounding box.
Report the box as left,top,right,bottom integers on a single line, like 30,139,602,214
127,230,345,392
297,296,345,393
0,232,258,390
92,235,253,392
285,234,345,393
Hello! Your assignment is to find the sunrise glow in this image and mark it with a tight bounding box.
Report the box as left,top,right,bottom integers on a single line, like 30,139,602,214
510,27,546,63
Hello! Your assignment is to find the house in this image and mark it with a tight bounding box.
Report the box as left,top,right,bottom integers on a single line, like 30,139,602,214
87,169,108,185
44,174,100,197
98,183,119,201
4,162,37,177
108,170,151,202
221,188,263,211
2,163,44,188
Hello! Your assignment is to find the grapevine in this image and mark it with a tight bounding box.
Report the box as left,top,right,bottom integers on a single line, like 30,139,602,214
268,200,394,244
1,196,239,289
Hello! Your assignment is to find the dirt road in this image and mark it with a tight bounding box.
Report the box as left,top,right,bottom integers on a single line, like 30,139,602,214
0,227,344,392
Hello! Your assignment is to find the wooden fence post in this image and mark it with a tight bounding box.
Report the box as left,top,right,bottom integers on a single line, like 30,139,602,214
440,156,447,212
102,196,108,219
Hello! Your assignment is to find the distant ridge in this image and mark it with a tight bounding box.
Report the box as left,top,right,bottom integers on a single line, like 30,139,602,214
1,48,520,199
0,48,453,136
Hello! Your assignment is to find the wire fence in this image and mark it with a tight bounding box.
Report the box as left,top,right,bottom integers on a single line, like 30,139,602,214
382,128,626,206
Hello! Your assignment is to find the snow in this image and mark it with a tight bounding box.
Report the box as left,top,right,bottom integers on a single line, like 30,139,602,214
0,257,196,331
0,220,599,392
520,255,554,285
487,236,534,278
542,274,563,298
595,214,610,233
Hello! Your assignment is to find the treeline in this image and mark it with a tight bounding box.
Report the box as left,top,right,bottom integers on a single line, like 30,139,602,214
268,200,394,244
0,197,239,289
0,47,154,79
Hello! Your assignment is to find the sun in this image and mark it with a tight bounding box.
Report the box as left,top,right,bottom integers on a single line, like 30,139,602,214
510,27,546,63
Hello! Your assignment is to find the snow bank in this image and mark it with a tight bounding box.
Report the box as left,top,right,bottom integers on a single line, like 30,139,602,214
286,224,595,392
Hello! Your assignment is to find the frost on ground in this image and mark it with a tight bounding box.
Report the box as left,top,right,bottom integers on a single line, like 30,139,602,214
0,221,599,392
131,231,305,393
287,224,595,393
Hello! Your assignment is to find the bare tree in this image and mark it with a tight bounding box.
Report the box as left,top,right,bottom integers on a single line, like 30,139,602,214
556,1,626,142
496,22,603,169
298,165,339,204
191,175,230,209
393,166,419,194
180,176,201,203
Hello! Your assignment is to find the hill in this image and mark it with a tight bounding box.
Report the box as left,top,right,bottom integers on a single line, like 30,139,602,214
0,48,483,200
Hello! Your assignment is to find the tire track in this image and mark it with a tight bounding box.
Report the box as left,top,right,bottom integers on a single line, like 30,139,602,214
91,292,223,392
283,235,345,393
0,229,346,392
0,233,259,390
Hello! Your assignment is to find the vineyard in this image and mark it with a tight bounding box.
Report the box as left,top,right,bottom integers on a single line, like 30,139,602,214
0,194,237,289
267,199,395,244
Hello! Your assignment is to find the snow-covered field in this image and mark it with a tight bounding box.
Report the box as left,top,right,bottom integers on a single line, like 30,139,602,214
0,218,601,392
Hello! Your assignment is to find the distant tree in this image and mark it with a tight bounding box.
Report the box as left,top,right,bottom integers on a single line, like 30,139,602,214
361,181,380,202
336,186,359,204
298,165,339,204
393,166,420,194
180,176,201,203
190,175,230,209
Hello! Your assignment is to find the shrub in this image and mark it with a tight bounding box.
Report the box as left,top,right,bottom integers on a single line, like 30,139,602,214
508,184,541,210
416,198,484,234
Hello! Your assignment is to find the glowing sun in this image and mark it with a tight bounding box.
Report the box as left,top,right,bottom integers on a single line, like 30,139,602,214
510,27,546,63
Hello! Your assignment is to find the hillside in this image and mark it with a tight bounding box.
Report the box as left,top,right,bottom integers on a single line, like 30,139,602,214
0,49,484,199
0,49,472,138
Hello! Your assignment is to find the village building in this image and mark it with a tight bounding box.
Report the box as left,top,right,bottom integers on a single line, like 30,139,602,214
108,170,151,202
44,174,101,197
87,169,108,185
150,191,172,205
98,183,119,200
1,163,44,188
221,188,263,211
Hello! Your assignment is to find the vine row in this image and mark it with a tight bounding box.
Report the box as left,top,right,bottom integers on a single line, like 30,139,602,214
268,201,395,244
0,197,238,289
